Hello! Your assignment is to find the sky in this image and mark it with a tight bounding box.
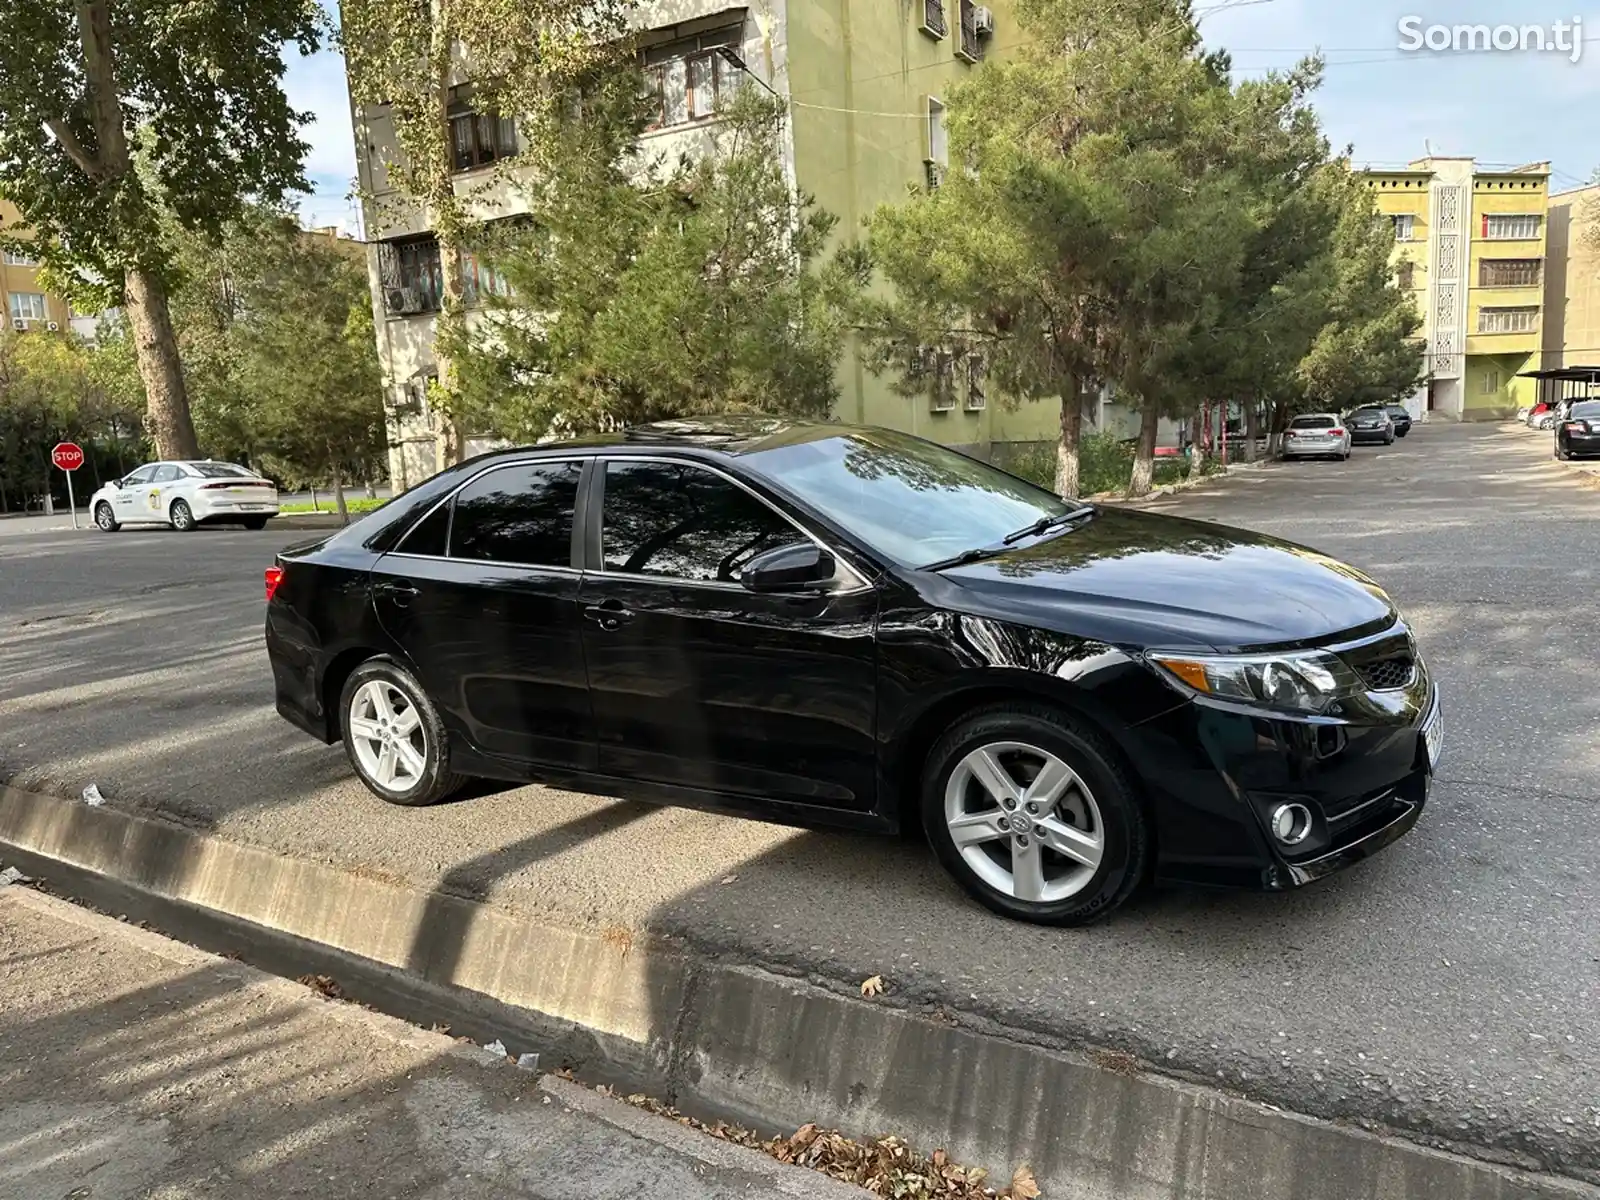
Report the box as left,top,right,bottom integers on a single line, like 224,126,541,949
281,0,1600,229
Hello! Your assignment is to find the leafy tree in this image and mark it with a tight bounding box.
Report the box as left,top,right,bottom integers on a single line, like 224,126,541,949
341,0,627,465
0,0,322,461
1294,168,1424,419
456,86,869,440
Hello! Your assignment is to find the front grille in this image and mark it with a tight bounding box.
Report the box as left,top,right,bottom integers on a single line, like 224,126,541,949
1357,655,1415,692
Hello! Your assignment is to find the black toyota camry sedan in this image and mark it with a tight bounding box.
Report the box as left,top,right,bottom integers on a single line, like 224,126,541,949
265,418,1442,925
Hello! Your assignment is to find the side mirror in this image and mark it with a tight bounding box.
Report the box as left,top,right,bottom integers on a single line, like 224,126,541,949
741,541,836,594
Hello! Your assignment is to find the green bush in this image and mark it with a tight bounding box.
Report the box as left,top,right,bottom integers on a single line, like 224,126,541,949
1003,432,1185,496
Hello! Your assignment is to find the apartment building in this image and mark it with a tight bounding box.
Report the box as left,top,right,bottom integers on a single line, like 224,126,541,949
0,200,71,338
350,0,1061,487
1363,158,1551,420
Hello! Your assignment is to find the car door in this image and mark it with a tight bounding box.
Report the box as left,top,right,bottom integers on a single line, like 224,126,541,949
370,458,596,772
112,465,158,521
144,463,184,521
578,457,880,812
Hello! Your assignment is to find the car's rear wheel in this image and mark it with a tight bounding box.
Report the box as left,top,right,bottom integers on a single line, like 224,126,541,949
241,516,270,530
339,658,465,807
94,502,119,532
922,703,1148,925
1557,439,1571,461
169,499,197,532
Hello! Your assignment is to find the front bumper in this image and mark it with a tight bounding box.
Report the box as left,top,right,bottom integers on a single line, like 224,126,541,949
1129,659,1437,892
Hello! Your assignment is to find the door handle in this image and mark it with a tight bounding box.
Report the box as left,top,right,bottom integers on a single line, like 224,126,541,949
583,600,635,631
374,579,420,607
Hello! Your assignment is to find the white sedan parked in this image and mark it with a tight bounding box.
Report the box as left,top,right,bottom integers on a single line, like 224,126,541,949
1281,413,1352,462
91,461,280,532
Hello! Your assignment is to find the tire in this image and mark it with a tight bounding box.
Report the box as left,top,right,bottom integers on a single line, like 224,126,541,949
241,516,270,530
921,702,1149,925
1557,440,1571,461
339,657,465,807
169,499,197,532
94,502,120,533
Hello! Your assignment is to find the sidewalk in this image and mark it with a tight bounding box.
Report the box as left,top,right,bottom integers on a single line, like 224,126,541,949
0,884,861,1200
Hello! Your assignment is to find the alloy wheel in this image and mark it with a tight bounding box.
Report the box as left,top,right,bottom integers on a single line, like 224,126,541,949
347,679,428,792
943,741,1105,903
171,500,194,531
95,504,116,531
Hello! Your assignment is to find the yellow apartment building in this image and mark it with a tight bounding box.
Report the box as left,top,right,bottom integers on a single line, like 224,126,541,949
0,200,71,336
1363,158,1550,420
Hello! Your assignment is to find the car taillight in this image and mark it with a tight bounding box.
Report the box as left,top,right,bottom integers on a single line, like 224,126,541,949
265,566,284,603
1330,428,1345,437
1566,422,1587,432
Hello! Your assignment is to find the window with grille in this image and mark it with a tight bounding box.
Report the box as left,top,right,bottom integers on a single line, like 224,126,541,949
931,351,957,411
378,238,444,314
1482,371,1501,394
1477,306,1539,334
1479,259,1541,287
641,25,744,130
448,93,517,172
965,354,987,410
1482,214,1541,240
922,0,947,37
957,0,980,59
1391,214,1415,242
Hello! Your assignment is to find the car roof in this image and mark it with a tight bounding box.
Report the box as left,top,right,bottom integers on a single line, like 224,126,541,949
459,416,858,468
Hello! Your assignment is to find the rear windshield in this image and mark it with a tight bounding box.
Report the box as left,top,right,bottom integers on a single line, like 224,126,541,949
1352,407,1387,418
186,462,257,479
1571,401,1600,419
1290,416,1336,429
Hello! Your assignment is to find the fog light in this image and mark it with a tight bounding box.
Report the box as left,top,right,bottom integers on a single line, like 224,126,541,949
1270,803,1313,847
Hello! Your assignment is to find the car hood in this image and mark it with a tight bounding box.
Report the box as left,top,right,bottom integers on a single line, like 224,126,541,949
936,507,1396,651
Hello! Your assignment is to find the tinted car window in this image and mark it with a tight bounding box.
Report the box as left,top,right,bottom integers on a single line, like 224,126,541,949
121,465,158,485
398,502,451,557
1351,408,1387,419
151,464,183,483
187,462,255,479
450,461,582,566
1571,401,1600,419
1290,416,1336,429
602,461,797,584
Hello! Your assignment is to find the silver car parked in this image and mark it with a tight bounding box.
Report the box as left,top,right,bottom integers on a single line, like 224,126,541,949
1281,414,1352,462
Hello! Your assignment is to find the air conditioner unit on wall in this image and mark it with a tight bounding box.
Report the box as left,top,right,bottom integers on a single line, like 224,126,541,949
973,5,995,33
45,321,59,332
10,318,28,331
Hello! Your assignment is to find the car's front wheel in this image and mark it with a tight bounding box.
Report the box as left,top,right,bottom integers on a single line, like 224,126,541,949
922,703,1148,925
94,502,119,532
339,657,465,807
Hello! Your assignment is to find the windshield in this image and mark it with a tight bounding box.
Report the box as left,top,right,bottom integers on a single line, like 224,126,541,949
1290,416,1336,429
1352,408,1387,419
1571,401,1600,419
186,462,257,479
740,429,1075,567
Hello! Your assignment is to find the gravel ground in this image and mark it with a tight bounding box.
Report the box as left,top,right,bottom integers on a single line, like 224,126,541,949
0,420,1596,1180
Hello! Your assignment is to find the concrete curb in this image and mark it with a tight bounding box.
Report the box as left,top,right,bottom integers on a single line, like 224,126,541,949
2,783,1593,1200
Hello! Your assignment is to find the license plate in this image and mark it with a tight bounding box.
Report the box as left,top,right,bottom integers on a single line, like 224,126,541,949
1421,695,1443,769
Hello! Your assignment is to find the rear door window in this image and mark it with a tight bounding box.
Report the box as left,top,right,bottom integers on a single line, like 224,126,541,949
449,461,582,567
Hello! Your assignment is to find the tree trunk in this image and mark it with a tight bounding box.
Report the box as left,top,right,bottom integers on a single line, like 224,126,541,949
1187,410,1206,480
123,267,200,460
1128,404,1159,497
1244,397,1259,463
332,470,350,525
1055,385,1082,498
1267,399,1290,457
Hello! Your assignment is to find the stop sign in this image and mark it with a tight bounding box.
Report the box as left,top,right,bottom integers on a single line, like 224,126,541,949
52,442,84,472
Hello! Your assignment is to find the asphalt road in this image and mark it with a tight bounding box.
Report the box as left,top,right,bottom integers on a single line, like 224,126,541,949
1,422,1597,1178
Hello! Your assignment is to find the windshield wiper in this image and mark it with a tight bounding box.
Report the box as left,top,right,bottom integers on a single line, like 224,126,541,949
920,545,1010,573
1002,504,1097,546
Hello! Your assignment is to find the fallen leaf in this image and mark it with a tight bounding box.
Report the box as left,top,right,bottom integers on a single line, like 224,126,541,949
1009,1164,1042,1199
932,1149,947,1169
861,975,886,997
791,1122,820,1149
720,874,738,884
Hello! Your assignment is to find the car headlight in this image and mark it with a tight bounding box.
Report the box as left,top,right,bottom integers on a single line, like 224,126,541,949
1148,650,1359,714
